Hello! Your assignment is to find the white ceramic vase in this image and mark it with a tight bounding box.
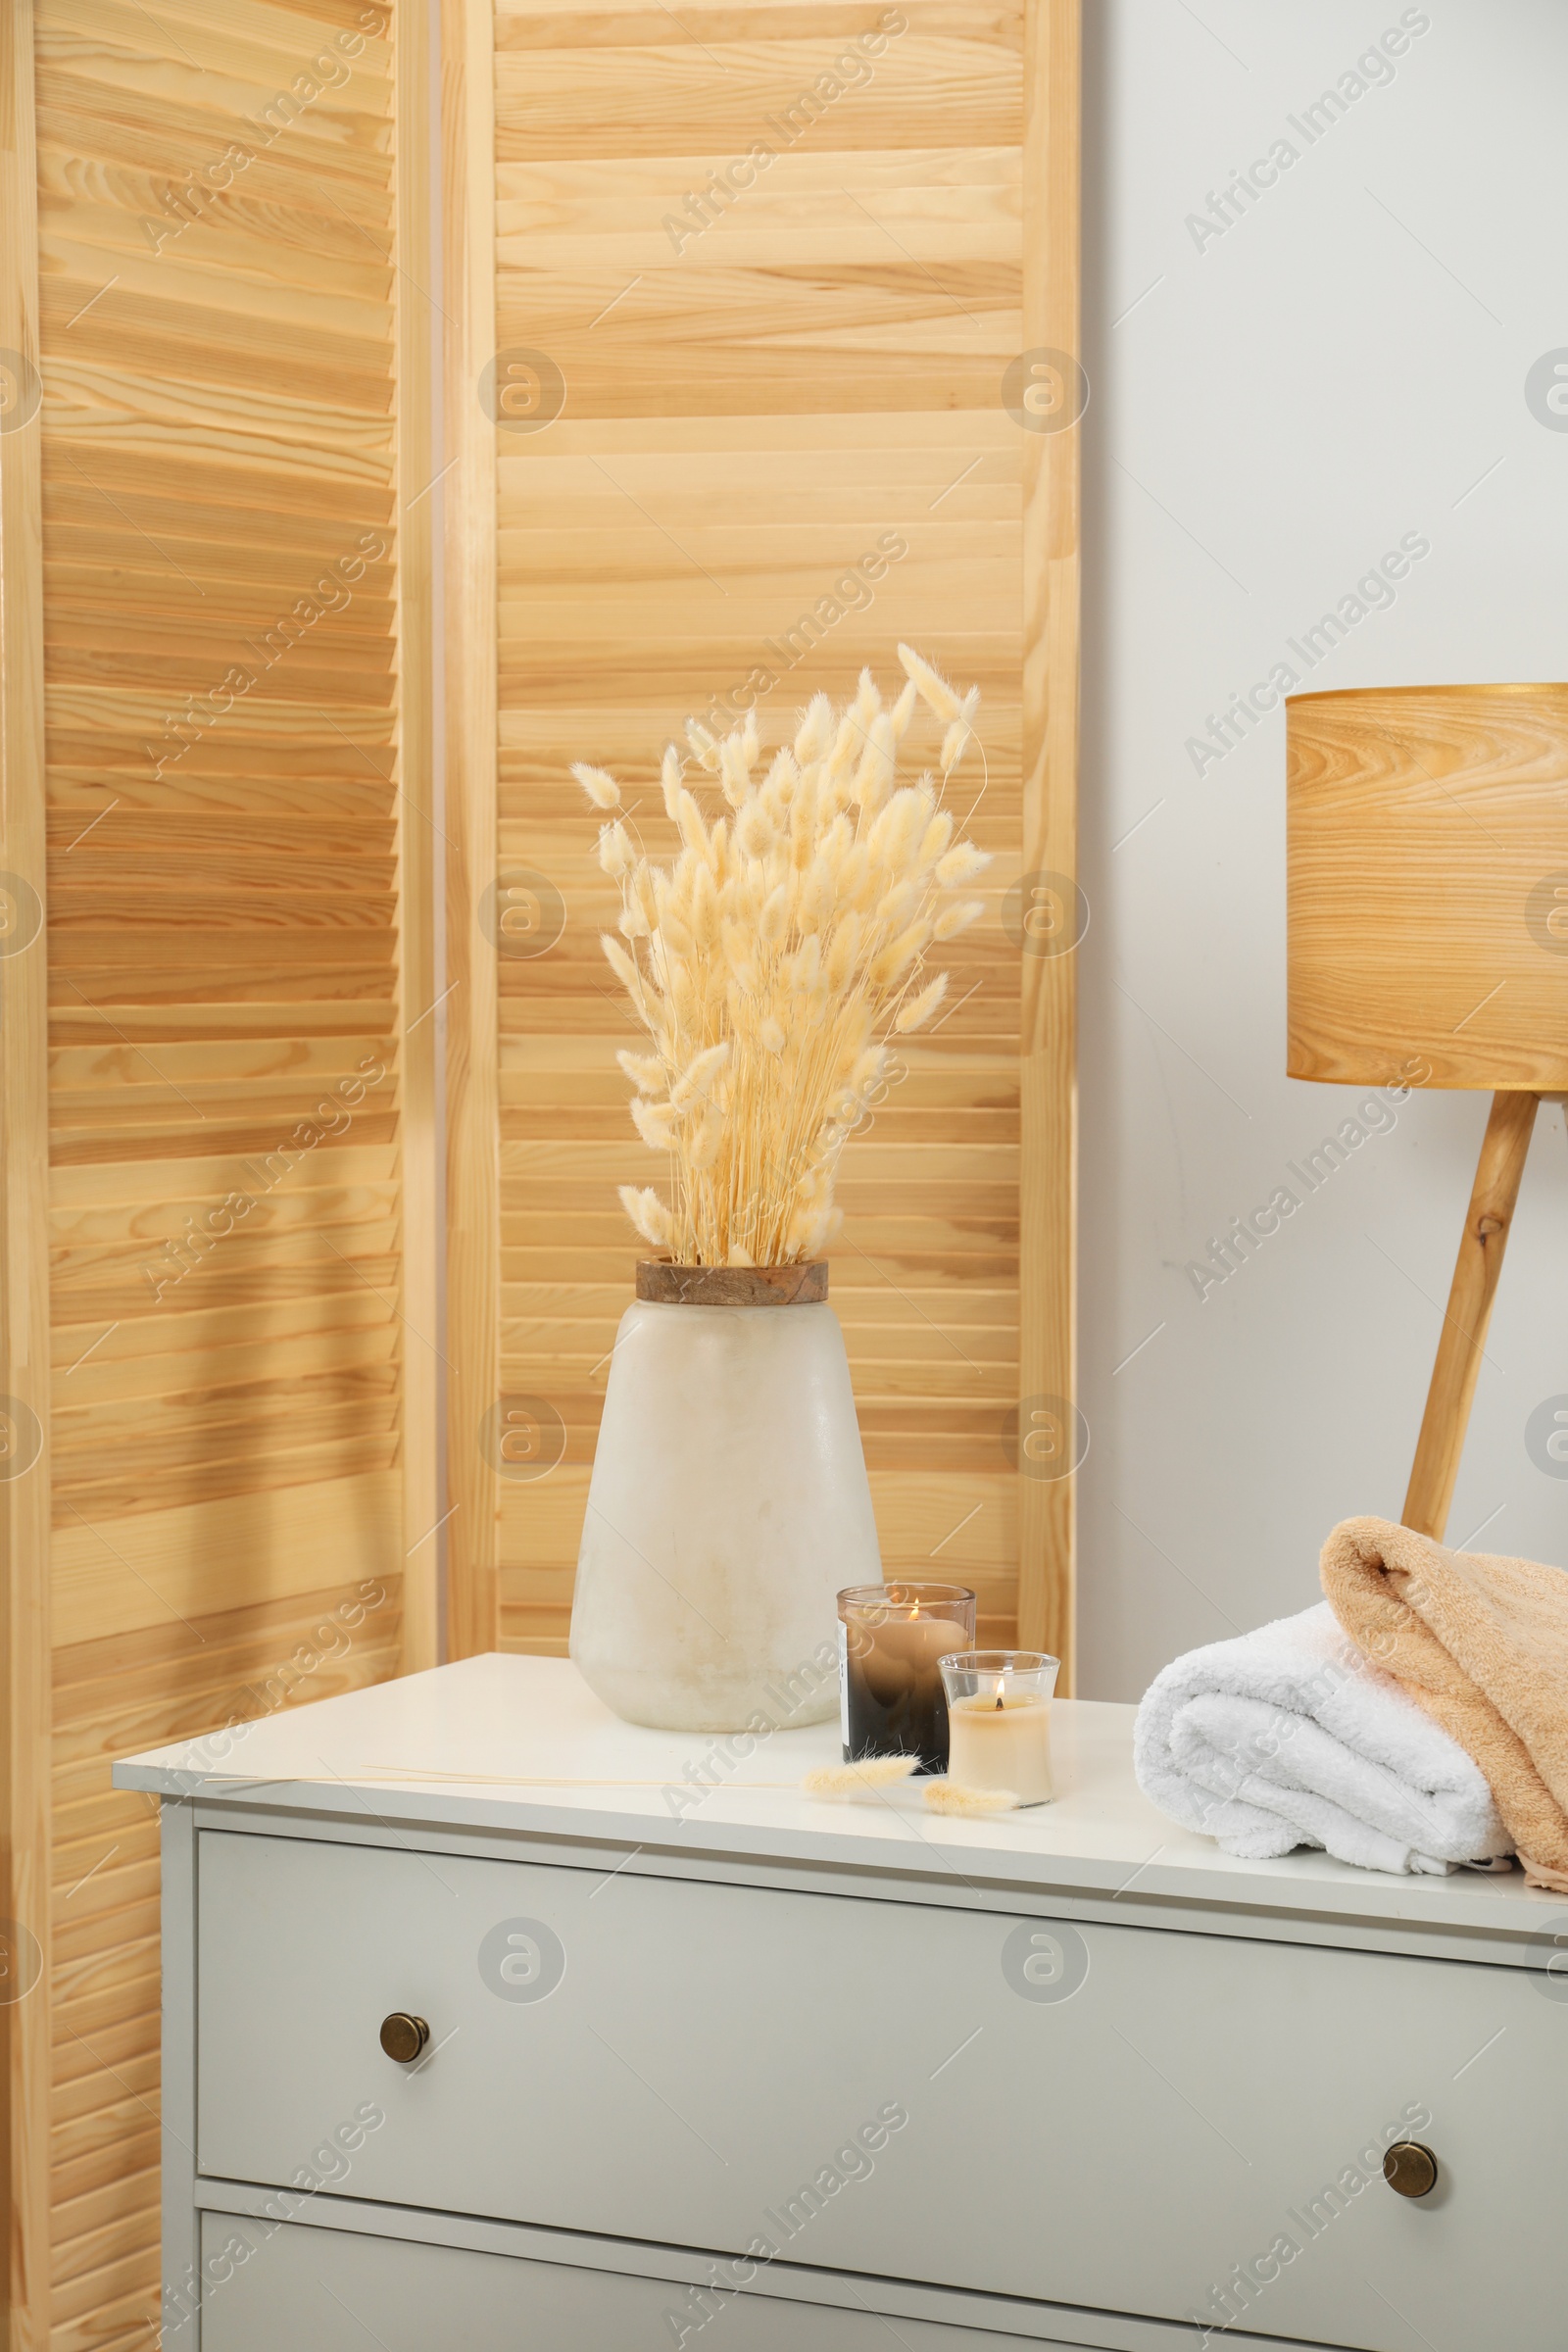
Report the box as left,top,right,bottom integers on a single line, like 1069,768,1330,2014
569,1282,882,1732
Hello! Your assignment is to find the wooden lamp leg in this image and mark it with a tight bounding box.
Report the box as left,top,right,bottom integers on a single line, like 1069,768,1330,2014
1401,1090,1539,1541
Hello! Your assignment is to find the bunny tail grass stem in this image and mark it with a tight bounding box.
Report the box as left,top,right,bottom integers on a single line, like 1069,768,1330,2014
188,1770,804,1792
179,1764,1022,1816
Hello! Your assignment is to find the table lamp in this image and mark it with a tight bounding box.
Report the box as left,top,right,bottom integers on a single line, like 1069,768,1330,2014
1287,681,1568,1542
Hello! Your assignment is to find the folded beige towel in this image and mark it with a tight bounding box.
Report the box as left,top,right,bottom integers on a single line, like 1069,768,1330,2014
1320,1515,1568,1890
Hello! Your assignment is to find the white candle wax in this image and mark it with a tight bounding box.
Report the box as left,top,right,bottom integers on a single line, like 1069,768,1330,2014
945,1692,1053,1805
858,1615,971,1705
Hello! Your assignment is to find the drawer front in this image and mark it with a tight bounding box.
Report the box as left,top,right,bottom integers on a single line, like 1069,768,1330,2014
195,2215,1094,2351
196,1829,1566,2351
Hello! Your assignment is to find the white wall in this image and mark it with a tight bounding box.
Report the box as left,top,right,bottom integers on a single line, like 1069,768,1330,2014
1079,0,1568,1698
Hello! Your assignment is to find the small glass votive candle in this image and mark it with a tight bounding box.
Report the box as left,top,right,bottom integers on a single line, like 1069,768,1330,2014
838,1583,977,1774
939,1651,1059,1806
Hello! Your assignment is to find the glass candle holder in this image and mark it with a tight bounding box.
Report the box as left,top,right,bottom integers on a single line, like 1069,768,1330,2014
939,1650,1059,1806
838,1583,977,1773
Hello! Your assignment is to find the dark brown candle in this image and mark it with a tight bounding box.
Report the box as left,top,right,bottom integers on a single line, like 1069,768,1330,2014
837,1582,978,1774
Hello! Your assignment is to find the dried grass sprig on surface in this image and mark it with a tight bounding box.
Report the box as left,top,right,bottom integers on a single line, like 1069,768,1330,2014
575,647,990,1267
922,1781,1020,1816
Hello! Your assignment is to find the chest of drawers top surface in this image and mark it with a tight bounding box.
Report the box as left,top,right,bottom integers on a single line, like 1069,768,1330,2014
115,1651,1559,1946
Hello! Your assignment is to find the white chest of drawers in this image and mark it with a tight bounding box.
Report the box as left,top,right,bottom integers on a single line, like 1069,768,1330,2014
119,1653,1568,2352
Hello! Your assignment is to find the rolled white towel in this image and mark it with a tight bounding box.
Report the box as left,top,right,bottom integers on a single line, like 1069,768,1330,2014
1134,1602,1511,1876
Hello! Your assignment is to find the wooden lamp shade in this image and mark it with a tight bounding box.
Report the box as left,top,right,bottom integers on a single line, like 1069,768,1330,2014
1288,682,1568,1091
1285,682,1568,1545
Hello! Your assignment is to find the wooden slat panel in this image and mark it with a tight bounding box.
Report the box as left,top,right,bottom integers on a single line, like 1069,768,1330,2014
51,1470,401,1647
27,1,431,2338
444,0,504,1657
394,0,440,1669
3,1,58,2338
1015,0,1079,1670
450,0,1078,1675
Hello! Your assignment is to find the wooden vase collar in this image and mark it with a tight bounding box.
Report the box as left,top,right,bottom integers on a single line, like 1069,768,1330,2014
635,1261,828,1306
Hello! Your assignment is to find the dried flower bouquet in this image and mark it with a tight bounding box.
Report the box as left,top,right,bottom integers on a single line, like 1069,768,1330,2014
573,645,990,1268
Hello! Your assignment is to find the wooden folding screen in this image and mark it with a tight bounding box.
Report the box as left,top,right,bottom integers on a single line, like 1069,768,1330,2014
1,3,434,2343
445,3,1079,1668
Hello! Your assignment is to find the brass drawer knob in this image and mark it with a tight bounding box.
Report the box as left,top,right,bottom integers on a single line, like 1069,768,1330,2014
1383,2140,1438,2198
379,2012,430,2065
